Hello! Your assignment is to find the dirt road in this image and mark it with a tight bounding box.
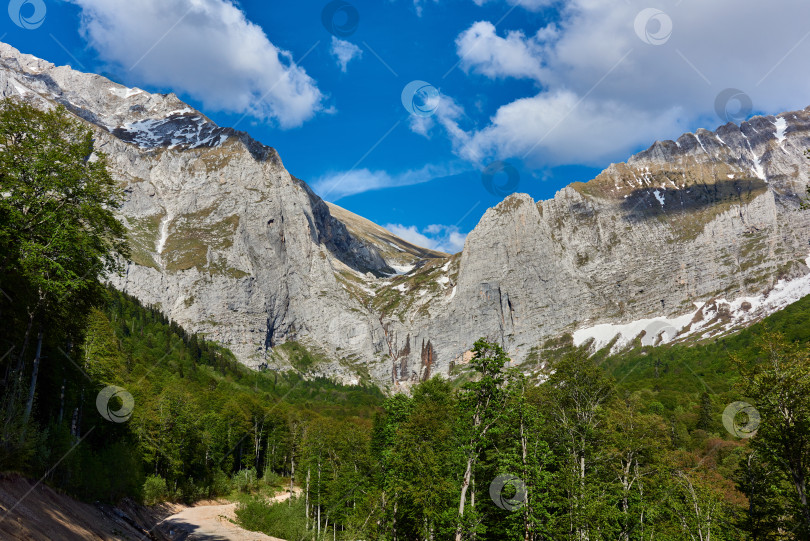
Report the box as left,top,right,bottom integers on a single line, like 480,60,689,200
161,489,299,541
162,501,282,540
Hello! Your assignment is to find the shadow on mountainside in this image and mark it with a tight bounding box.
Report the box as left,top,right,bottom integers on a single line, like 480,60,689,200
621,177,769,221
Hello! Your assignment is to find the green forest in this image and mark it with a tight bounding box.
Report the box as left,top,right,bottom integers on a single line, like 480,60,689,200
2,100,810,540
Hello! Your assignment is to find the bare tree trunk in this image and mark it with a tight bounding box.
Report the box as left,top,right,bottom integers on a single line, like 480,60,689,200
253,417,263,470
392,497,397,541
789,469,810,532
579,450,587,541
289,452,295,506
14,312,35,375
455,455,474,541
21,330,43,433
470,473,475,510
521,408,530,541
306,467,310,529
57,378,65,424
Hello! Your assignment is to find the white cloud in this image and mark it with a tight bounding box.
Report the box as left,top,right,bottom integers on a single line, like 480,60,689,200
471,0,554,9
455,21,544,80
407,94,475,155
441,0,810,166
71,0,324,128
330,36,362,73
312,163,461,200
385,223,467,253
460,90,686,165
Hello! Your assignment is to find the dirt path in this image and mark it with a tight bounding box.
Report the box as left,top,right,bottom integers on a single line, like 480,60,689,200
161,489,300,541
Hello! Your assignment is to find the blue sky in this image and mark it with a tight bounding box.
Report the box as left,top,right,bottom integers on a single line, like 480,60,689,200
6,0,810,252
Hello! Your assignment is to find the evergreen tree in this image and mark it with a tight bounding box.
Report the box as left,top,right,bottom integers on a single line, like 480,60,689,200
697,391,714,432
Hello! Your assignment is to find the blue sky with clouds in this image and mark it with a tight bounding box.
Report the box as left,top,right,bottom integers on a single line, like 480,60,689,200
6,0,810,252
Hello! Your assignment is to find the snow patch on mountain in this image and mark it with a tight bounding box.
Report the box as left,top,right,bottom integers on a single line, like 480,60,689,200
774,117,788,144
114,113,229,150
574,254,810,353
573,312,695,351
109,86,143,99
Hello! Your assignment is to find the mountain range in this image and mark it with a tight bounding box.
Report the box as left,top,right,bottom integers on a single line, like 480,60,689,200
3,41,809,388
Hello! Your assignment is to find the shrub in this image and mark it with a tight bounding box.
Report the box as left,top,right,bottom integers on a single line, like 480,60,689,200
261,467,281,490
647,401,665,415
143,474,168,505
233,467,257,493
235,495,308,541
210,469,231,497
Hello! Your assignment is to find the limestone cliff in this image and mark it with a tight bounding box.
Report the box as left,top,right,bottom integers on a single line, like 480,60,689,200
2,41,809,388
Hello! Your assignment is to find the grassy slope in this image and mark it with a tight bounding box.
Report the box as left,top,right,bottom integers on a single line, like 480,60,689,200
600,292,810,425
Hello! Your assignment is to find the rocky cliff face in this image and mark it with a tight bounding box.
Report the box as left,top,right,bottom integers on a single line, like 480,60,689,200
2,42,809,388
0,42,406,383
401,111,810,372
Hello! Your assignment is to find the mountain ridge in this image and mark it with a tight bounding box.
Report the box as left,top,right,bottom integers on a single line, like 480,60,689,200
2,40,809,388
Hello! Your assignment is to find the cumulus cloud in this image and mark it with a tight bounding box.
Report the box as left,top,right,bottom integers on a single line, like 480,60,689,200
385,223,467,253
330,36,362,73
312,163,462,200
460,90,686,165
71,0,324,128
455,21,544,80
439,0,810,166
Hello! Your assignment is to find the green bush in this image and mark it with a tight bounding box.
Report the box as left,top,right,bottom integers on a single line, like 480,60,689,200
210,469,231,497
261,467,281,490
235,495,308,541
232,467,257,493
647,401,665,415
143,474,168,505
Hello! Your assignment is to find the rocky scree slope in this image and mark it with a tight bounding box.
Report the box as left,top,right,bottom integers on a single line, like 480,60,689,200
2,42,810,388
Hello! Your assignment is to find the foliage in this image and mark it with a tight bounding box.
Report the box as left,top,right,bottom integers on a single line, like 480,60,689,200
233,468,258,493
235,496,308,541
0,97,128,467
143,474,168,506
734,332,810,537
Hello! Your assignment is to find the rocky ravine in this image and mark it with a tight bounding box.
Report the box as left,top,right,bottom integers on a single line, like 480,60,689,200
2,42,810,388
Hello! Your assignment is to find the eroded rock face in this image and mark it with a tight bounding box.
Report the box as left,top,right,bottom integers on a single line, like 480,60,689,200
2,41,809,388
